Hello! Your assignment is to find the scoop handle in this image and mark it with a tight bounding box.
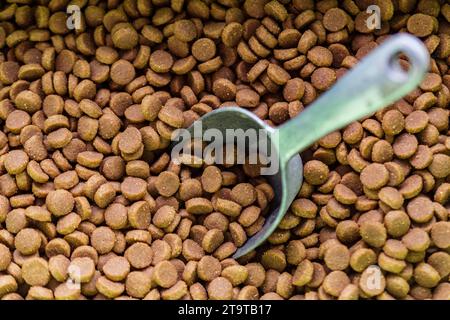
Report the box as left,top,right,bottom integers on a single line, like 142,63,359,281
277,33,429,162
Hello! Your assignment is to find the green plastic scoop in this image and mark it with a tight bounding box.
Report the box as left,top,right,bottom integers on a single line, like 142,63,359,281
175,34,429,258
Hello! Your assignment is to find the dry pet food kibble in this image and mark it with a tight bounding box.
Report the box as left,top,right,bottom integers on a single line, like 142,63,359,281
0,0,448,302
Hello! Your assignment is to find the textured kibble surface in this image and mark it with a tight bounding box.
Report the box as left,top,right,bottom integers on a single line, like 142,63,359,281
0,0,449,301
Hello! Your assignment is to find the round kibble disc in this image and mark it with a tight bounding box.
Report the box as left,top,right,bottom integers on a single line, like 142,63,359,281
110,59,136,86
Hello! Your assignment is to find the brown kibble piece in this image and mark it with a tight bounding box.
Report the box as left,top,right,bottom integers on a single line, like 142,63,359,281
231,183,256,207
119,127,142,155
215,198,242,217
382,110,405,136
307,46,333,67
15,228,41,255
430,222,450,249
159,105,184,128
291,198,317,218
303,160,329,185
201,166,222,193
261,248,286,272
197,256,222,281
238,206,261,227
161,280,188,300
407,195,434,223
103,256,130,282
125,243,153,269
222,23,243,48
323,8,348,32
378,187,404,210
236,89,260,108
192,38,216,62
105,203,128,229
111,60,135,86
156,171,180,197
46,190,74,217
128,201,151,230
0,243,12,271
360,163,389,190
247,59,269,82
91,227,115,254
153,205,176,229
323,271,350,297
267,63,291,85
311,68,336,91
414,263,440,288
150,50,174,74
360,221,387,248
292,259,314,286
350,248,377,273
393,134,418,159
150,240,172,266
283,78,305,102
405,110,429,133
428,154,450,178
96,276,124,299
4,150,28,175
183,239,205,261
324,244,350,271
213,78,236,101
334,184,357,205
286,240,306,266
174,19,197,42
384,210,411,238
112,23,138,50
186,198,213,215
0,61,19,85
222,265,248,286
47,256,69,282
121,177,147,201
407,14,435,37
6,110,31,133
410,145,433,169
178,179,202,201
402,228,430,252
207,277,233,300
15,90,42,113
371,140,394,163
141,95,162,121
153,261,178,288
22,257,50,287
202,229,225,253
126,271,151,298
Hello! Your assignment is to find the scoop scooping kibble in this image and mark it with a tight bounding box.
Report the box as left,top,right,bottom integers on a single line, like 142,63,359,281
173,34,429,258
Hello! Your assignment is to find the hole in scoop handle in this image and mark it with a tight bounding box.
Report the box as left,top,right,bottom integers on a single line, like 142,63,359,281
277,33,429,162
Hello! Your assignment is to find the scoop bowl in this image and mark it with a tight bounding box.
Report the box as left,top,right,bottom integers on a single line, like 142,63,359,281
172,33,430,258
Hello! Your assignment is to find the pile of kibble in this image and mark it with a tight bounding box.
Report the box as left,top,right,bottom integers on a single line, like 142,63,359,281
0,0,449,300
